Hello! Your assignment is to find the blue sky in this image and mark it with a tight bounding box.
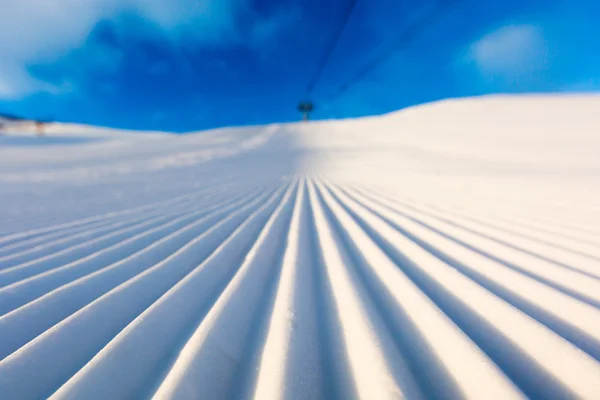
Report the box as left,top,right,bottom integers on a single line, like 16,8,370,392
0,0,599,132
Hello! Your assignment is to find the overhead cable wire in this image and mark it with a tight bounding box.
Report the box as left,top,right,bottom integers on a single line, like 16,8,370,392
326,0,460,102
305,0,359,95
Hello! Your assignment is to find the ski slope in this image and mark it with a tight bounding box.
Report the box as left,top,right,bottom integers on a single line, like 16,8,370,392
1,95,600,399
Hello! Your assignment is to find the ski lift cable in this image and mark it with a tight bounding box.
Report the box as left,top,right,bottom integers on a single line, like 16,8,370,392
305,0,360,95
325,0,460,104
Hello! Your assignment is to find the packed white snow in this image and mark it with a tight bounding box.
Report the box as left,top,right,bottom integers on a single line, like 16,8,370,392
1,94,600,399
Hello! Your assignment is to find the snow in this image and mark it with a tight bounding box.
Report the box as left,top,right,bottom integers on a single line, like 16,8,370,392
1,94,600,399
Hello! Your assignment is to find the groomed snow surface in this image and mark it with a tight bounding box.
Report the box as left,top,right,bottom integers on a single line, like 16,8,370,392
1,95,600,399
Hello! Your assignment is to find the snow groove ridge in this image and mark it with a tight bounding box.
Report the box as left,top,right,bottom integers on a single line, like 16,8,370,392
2,105,600,399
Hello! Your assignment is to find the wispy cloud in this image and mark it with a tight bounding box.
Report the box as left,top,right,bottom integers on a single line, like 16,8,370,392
464,24,551,83
0,0,245,99
0,65,50,99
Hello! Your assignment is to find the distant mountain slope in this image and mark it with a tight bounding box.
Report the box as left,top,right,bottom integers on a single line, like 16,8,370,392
0,117,170,139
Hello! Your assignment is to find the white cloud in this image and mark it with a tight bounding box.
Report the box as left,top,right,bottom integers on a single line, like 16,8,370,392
466,24,550,81
0,65,59,99
0,0,244,99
